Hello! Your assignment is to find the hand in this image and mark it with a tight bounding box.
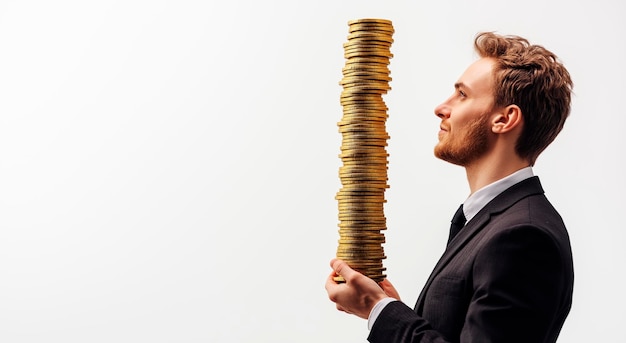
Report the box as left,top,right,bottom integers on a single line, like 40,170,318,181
325,258,400,319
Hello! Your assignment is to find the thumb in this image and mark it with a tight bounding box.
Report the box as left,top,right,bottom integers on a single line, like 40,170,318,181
379,279,401,300
331,259,357,281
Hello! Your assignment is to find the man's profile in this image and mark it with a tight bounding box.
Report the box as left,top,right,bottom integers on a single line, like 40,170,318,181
326,31,574,343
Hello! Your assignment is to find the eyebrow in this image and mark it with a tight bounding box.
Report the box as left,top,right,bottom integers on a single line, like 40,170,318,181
454,82,467,90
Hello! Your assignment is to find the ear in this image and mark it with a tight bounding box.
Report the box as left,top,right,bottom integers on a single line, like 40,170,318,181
491,105,523,134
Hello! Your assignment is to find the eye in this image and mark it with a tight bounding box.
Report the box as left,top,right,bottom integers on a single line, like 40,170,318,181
458,89,467,97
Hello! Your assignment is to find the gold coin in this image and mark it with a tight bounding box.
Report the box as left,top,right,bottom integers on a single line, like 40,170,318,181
340,184,388,190
337,256,385,261
338,217,386,223
340,143,387,149
339,239,382,243
340,144,387,151
348,26,394,35
339,186,388,192
342,175,389,183
337,255,387,262
338,215,387,221
339,164,387,171
340,161,388,168
340,128,388,134
342,104,388,110
337,197,386,204
340,90,387,98
340,138,388,144
338,210,385,216
337,194,386,200
345,27,393,36
336,197,386,203
339,129,388,136
338,201,386,208
337,189,386,195
340,77,391,87
348,18,393,25
338,118,387,125
341,144,388,150
340,133,388,138
339,114,388,122
338,222,387,228
345,51,394,60
337,255,386,262
340,92,387,100
339,128,387,136
339,126,388,133
340,165,388,172
342,65,390,73
339,151,389,157
337,254,387,261
338,216,387,222
340,151,388,157
340,134,389,140
338,210,385,218
343,41,392,51
340,108,388,114
338,213,386,220
339,164,389,169
345,34,393,42
342,260,386,267
345,54,392,63
342,72,391,81
341,103,388,110
347,33,394,43
348,24,394,32
337,242,385,248
338,178,388,185
341,90,388,98
338,223,386,229
337,249,385,254
341,88,389,96
338,221,386,227
341,108,387,115
343,45,393,53
337,233,385,240
337,201,385,208
338,121,387,127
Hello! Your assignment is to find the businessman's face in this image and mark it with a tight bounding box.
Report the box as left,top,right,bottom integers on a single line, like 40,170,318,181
433,57,497,166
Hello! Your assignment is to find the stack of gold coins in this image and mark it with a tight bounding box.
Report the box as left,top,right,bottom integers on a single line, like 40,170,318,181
335,18,393,283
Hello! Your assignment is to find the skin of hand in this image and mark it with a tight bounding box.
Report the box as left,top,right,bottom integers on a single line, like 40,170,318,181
325,258,401,319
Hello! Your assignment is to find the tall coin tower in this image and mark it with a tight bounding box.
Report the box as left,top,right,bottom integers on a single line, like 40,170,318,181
335,19,393,283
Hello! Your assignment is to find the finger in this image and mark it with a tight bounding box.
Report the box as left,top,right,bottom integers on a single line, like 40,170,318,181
325,270,340,293
331,259,356,281
379,279,401,300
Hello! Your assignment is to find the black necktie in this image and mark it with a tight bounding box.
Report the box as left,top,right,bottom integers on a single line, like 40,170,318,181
447,204,466,244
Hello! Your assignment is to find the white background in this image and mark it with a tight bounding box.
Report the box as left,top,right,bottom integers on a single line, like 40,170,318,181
0,1,624,342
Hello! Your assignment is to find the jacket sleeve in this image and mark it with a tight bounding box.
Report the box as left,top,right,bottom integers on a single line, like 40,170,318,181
368,225,569,343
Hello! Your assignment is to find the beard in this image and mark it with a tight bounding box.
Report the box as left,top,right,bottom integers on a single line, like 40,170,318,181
434,114,491,166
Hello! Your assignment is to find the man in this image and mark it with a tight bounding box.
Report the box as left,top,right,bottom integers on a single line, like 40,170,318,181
325,32,574,343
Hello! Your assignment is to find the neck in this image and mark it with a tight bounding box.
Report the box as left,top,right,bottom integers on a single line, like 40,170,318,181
463,150,530,195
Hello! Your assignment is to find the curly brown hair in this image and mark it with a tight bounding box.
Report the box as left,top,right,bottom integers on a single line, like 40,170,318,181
474,32,573,165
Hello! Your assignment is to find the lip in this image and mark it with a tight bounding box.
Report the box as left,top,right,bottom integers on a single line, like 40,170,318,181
438,124,448,139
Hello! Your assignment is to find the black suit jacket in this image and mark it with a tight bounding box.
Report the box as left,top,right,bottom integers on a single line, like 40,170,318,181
369,177,574,343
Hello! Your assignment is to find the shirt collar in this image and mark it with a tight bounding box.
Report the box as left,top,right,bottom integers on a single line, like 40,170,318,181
462,166,534,223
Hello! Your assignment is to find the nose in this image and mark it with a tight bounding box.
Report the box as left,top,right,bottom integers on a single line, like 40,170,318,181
434,102,450,119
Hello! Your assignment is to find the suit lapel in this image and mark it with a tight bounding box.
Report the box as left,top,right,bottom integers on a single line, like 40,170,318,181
414,177,545,313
